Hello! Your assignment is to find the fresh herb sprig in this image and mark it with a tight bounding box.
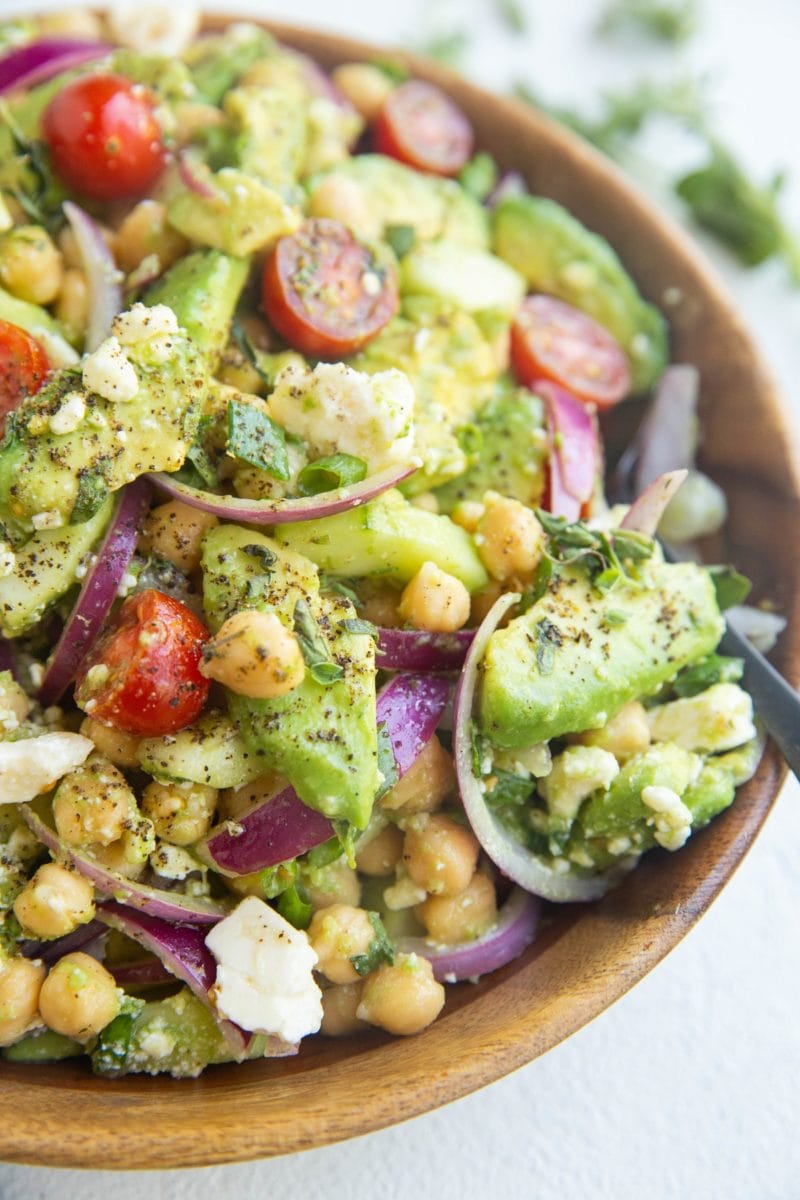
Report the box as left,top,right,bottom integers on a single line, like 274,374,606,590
535,510,655,593
292,599,344,686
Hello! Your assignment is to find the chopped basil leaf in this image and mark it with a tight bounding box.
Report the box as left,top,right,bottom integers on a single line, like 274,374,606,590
375,720,399,800
297,453,367,497
672,653,745,699
708,564,752,611
338,617,379,640
72,465,110,524
350,912,395,977
227,397,290,480
385,223,416,258
292,598,344,685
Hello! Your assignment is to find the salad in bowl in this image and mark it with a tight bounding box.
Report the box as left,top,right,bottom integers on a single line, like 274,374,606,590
0,5,767,1083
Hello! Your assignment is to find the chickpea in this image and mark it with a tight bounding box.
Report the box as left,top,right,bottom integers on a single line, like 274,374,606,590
0,957,45,1047
172,101,226,147
217,351,266,397
470,579,503,626
476,491,545,582
54,267,89,342
308,904,376,984
356,823,404,877
307,175,380,240
320,982,367,1037
356,953,444,1036
0,673,31,729
112,201,189,275
331,62,395,121
0,225,63,305
398,562,471,634
305,859,361,911
568,701,651,762
141,500,219,573
52,754,136,848
358,582,402,629
416,871,497,944
38,953,120,1043
80,717,141,770
90,839,146,880
382,735,455,815
13,863,96,941
402,813,479,897
38,8,103,37
451,500,485,534
218,771,284,822
410,492,439,514
200,610,306,700
141,780,217,846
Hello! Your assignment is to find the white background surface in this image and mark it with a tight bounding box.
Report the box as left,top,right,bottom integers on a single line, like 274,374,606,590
1,1,799,1197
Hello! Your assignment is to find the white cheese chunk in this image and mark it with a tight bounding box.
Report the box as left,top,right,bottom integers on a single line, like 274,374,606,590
0,733,93,805
642,784,693,851
82,336,139,403
646,683,756,754
112,302,180,346
205,896,323,1044
107,1,200,55
49,391,86,436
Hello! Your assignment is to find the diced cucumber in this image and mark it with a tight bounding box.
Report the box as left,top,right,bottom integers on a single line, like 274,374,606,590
401,241,526,315
137,710,270,790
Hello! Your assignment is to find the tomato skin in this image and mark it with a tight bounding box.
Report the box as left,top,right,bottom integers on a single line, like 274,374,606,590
510,295,632,410
373,80,473,176
0,320,50,425
262,218,398,359
74,590,210,736
43,74,166,202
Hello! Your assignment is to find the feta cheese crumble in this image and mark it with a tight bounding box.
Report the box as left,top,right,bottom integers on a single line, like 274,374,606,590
0,542,15,579
641,784,693,851
205,896,323,1044
0,733,93,806
268,362,416,472
49,391,86,436
82,336,139,403
647,683,755,754
31,510,63,531
112,302,180,346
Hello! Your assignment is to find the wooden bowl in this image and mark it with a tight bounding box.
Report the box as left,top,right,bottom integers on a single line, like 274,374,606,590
3,17,799,1171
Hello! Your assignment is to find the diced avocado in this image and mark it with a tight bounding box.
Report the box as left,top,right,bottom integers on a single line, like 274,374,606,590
0,330,206,543
276,489,488,592
0,285,64,340
183,22,276,105
0,496,112,636
434,385,548,512
493,194,668,392
308,155,490,248
681,757,736,829
137,709,269,790
576,741,699,842
401,241,526,315
3,1028,84,1063
714,734,764,786
144,249,248,369
224,85,308,194
201,525,379,828
480,559,725,749
168,168,301,258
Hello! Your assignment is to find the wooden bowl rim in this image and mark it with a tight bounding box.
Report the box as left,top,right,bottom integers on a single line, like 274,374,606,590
1,15,798,1171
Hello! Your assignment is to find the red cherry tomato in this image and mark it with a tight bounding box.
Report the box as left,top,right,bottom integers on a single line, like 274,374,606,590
74,589,210,736
43,73,166,202
373,80,473,176
510,295,632,410
262,218,398,359
0,319,50,427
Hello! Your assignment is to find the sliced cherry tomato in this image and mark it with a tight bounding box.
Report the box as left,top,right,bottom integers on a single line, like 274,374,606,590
74,589,210,736
373,80,473,176
510,295,632,410
0,319,50,426
43,73,165,202
262,218,398,359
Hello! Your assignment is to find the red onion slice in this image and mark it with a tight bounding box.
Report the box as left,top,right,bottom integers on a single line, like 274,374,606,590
201,672,449,876
0,37,111,95
453,592,625,902
149,461,417,525
177,149,218,199
38,478,152,707
63,201,124,352
19,804,227,924
633,364,700,492
397,886,540,982
538,380,599,521
20,919,107,965
376,626,475,671
620,469,688,536
0,635,17,679
110,958,179,989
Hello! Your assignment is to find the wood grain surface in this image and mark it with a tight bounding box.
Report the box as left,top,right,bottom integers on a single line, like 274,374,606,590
2,15,798,1171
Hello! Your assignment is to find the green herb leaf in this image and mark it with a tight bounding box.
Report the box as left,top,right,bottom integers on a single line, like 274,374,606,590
227,397,290,480
296,453,367,497
672,653,745,699
338,617,379,640
292,598,344,685
242,543,277,573
596,0,699,44
385,223,416,259
483,768,535,809
375,720,399,800
602,609,629,628
534,616,562,675
535,509,655,593
707,564,752,610
320,575,363,608
258,860,298,899
370,56,410,84
350,912,395,977
304,836,344,871
72,465,110,524
458,152,499,202
277,883,313,930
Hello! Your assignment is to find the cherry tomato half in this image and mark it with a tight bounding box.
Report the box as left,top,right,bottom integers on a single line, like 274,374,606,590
0,319,50,425
43,73,166,202
510,295,632,410
75,589,210,736
262,218,398,359
373,80,473,177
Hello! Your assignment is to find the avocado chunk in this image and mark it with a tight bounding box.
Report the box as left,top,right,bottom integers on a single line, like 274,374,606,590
577,742,699,843
479,558,725,749
144,249,248,367
224,84,308,193
0,285,64,341
201,525,379,829
276,488,488,592
493,194,668,392
0,495,112,636
3,1028,84,1063
168,168,301,258
183,22,276,105
400,241,526,315
137,709,270,790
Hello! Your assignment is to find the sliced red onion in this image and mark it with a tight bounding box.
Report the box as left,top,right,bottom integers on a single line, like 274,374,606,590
19,804,226,924
97,901,296,1059
149,461,417,525
0,37,111,95
486,170,526,209
376,627,475,672
177,149,218,199
538,380,599,521
201,672,449,876
453,592,625,902
20,919,107,965
615,364,699,498
397,886,540,982
63,201,124,352
0,635,17,679
620,469,688,536
38,478,152,707
109,958,173,988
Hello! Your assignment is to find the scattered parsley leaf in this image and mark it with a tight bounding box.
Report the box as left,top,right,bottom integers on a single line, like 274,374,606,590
0,100,64,228
534,616,562,675
536,509,655,593
602,609,629,628
227,397,289,481
375,720,399,800
338,617,379,640
292,598,344,686
385,223,416,258
258,860,298,899
597,0,699,44
483,768,535,809
297,453,367,497
350,912,395,976
320,575,363,609
672,653,744,699
242,543,277,573
707,564,752,611
72,465,110,524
